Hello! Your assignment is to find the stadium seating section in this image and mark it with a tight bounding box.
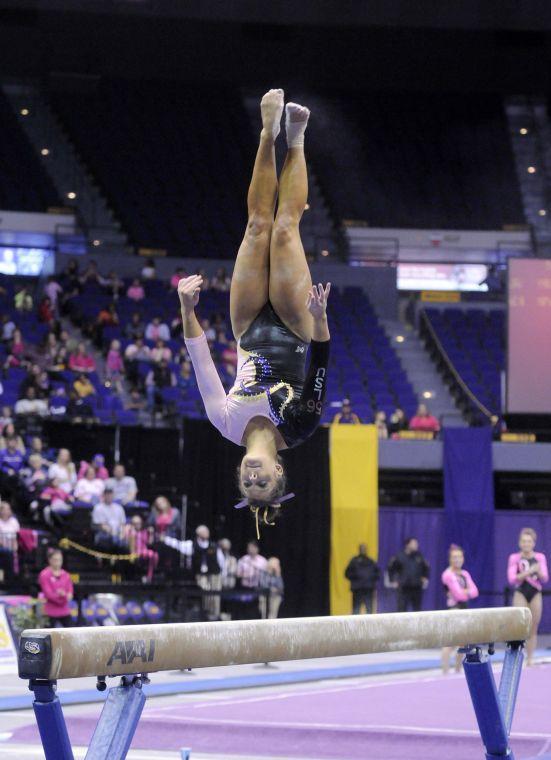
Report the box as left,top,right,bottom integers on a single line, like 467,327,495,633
304,92,524,230
50,81,255,257
425,307,504,415
0,91,60,212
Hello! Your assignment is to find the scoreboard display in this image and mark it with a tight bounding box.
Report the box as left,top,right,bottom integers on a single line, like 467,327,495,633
507,258,551,414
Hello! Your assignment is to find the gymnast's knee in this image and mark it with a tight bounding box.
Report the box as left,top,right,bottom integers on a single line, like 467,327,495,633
272,213,300,247
246,213,272,240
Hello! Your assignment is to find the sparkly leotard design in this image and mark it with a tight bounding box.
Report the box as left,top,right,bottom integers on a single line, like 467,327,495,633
185,302,329,449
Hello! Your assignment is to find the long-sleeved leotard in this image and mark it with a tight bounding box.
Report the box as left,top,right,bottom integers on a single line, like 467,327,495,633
185,302,329,449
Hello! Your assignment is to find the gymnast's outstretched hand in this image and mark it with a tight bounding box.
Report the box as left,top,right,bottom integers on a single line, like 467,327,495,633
306,283,331,320
178,275,203,313
306,283,331,342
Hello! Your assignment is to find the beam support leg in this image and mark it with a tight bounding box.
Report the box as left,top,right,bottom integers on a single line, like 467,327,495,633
29,679,74,760
498,642,524,735
85,675,147,760
462,646,515,760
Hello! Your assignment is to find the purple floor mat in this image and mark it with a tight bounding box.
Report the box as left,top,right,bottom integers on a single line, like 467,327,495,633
9,665,551,759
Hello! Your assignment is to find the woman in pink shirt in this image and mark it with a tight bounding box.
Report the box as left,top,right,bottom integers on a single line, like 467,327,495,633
127,278,145,302
38,548,74,627
507,527,548,666
69,342,96,374
106,339,125,392
409,404,440,434
441,544,479,673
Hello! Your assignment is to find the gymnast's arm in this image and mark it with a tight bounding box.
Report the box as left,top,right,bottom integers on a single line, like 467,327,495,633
178,275,227,428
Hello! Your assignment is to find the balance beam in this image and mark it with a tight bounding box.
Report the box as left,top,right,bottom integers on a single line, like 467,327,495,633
19,607,530,681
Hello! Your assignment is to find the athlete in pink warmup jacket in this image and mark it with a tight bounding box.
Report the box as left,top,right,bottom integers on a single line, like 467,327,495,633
441,544,479,674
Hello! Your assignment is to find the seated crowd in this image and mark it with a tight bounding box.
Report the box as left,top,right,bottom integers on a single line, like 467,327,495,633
0,431,284,625
332,399,441,437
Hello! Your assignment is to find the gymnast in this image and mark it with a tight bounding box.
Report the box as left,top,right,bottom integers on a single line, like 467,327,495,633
507,527,548,666
178,89,330,530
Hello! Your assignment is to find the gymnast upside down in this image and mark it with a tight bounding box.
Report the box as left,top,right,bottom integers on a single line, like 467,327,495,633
178,89,330,528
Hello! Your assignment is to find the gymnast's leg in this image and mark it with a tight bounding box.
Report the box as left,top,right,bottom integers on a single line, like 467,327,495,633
269,102,313,343
230,89,283,340
527,592,542,665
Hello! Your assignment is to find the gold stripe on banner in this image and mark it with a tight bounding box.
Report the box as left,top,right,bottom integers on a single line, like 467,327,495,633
329,424,378,616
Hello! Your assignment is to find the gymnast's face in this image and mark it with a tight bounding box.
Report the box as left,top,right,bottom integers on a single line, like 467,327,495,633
240,454,283,502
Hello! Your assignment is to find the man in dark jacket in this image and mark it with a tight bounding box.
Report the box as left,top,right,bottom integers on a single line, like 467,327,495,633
345,544,380,614
387,537,430,612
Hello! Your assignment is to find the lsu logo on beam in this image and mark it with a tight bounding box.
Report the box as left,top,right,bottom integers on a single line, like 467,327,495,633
107,639,156,666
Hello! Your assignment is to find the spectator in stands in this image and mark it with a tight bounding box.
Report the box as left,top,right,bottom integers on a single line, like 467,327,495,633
39,548,74,627
94,302,119,346
0,407,12,431
441,544,479,674
127,278,145,302
49,386,69,417
105,339,125,392
18,364,42,399
211,267,231,292
67,390,94,421
150,339,172,364
124,337,150,388
1,314,16,342
146,495,180,538
106,464,138,506
14,285,33,312
44,276,63,313
374,410,388,439
124,312,145,340
92,487,126,550
177,360,196,393
123,515,158,582
163,524,223,618
36,370,51,400
103,270,124,299
145,316,170,342
79,260,101,286
237,541,268,589
69,342,96,374
22,454,49,500
61,258,81,294
126,388,146,413
221,340,238,374
145,359,176,412
345,544,380,614
6,328,28,368
73,373,96,399
27,437,52,464
48,449,77,494
170,310,183,338
141,258,157,280
0,423,25,454
40,478,73,526
15,387,48,416
169,267,186,291
195,268,210,290
74,465,105,505
332,398,361,425
41,332,60,369
388,407,409,436
51,347,69,373
78,454,109,481
387,537,430,612
259,556,284,619
0,501,19,554
409,403,440,434
200,318,216,341
38,296,55,325
219,538,237,589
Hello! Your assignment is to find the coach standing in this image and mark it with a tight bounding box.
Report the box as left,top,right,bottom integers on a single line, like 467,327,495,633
345,544,380,614
387,537,430,612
